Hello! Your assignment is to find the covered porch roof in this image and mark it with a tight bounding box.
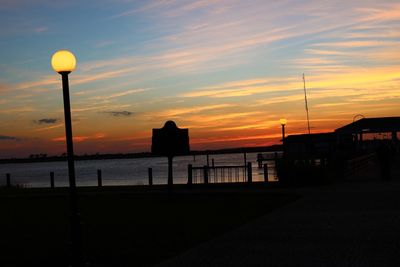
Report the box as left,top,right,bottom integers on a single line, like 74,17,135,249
335,117,400,135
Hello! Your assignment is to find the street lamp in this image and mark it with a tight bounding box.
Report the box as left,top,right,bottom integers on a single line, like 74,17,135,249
51,50,83,266
280,118,287,142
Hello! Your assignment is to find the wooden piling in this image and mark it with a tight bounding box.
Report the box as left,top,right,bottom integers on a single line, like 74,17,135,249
148,168,153,186
187,164,193,185
97,169,102,187
247,162,252,183
6,173,10,187
203,165,209,184
50,172,55,188
264,163,269,182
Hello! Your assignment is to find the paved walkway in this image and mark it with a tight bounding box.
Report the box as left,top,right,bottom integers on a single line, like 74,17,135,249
157,157,400,267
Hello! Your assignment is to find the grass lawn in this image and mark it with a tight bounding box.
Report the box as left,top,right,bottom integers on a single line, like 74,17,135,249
0,185,298,267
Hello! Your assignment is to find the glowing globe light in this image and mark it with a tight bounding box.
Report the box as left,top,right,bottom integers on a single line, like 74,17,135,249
280,118,287,126
51,50,76,73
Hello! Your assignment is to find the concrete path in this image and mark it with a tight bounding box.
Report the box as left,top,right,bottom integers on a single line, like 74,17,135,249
157,158,400,267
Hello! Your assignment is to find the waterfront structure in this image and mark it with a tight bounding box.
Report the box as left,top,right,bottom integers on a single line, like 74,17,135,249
279,116,399,184
284,116,400,157
335,117,400,149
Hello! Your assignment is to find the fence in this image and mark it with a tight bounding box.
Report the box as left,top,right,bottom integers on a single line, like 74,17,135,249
3,169,106,188
257,152,282,167
3,161,275,188
187,162,254,184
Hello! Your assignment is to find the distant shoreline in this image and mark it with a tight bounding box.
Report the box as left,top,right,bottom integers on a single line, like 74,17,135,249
0,144,282,164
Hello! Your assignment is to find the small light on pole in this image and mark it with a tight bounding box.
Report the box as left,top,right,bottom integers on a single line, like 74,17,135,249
280,118,287,142
51,50,83,266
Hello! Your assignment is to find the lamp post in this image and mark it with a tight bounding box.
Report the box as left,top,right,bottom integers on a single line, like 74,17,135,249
51,50,83,267
280,118,287,143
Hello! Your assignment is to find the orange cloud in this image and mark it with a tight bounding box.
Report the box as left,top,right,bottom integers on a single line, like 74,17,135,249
153,104,235,118
357,4,400,22
33,124,64,132
52,133,106,143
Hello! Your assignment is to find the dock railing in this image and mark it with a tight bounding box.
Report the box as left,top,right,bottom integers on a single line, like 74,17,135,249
188,162,253,184
257,152,282,168
345,153,376,177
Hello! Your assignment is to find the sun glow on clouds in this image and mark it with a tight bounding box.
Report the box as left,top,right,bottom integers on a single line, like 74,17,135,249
52,133,106,143
0,0,400,157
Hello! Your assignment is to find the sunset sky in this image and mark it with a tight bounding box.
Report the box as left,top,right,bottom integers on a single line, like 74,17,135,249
0,0,399,158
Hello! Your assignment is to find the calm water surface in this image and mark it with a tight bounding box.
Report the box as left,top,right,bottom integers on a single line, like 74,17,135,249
0,152,278,188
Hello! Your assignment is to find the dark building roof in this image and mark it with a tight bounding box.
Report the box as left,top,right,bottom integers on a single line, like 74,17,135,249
284,132,336,143
335,117,400,134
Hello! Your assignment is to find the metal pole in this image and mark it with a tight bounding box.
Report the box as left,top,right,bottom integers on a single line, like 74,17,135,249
281,124,285,142
61,72,83,267
303,73,311,134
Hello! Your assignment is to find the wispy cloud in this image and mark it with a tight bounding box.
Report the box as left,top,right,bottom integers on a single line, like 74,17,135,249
0,135,20,141
153,104,235,118
357,4,400,23
180,77,299,98
95,40,116,48
113,0,177,18
71,103,132,114
311,40,399,48
0,106,36,114
32,124,64,132
14,76,58,91
33,118,58,124
103,111,134,117
91,88,148,100
34,26,48,33
179,111,264,129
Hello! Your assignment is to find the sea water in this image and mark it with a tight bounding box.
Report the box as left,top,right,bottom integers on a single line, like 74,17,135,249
0,152,278,188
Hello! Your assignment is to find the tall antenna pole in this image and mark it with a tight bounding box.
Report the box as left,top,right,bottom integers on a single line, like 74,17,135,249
303,73,311,134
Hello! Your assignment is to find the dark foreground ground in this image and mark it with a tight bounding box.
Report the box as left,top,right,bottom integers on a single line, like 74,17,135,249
2,156,399,267
0,183,297,267
157,157,400,267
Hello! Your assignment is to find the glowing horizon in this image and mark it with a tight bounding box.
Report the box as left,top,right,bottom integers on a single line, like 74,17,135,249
0,0,399,158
